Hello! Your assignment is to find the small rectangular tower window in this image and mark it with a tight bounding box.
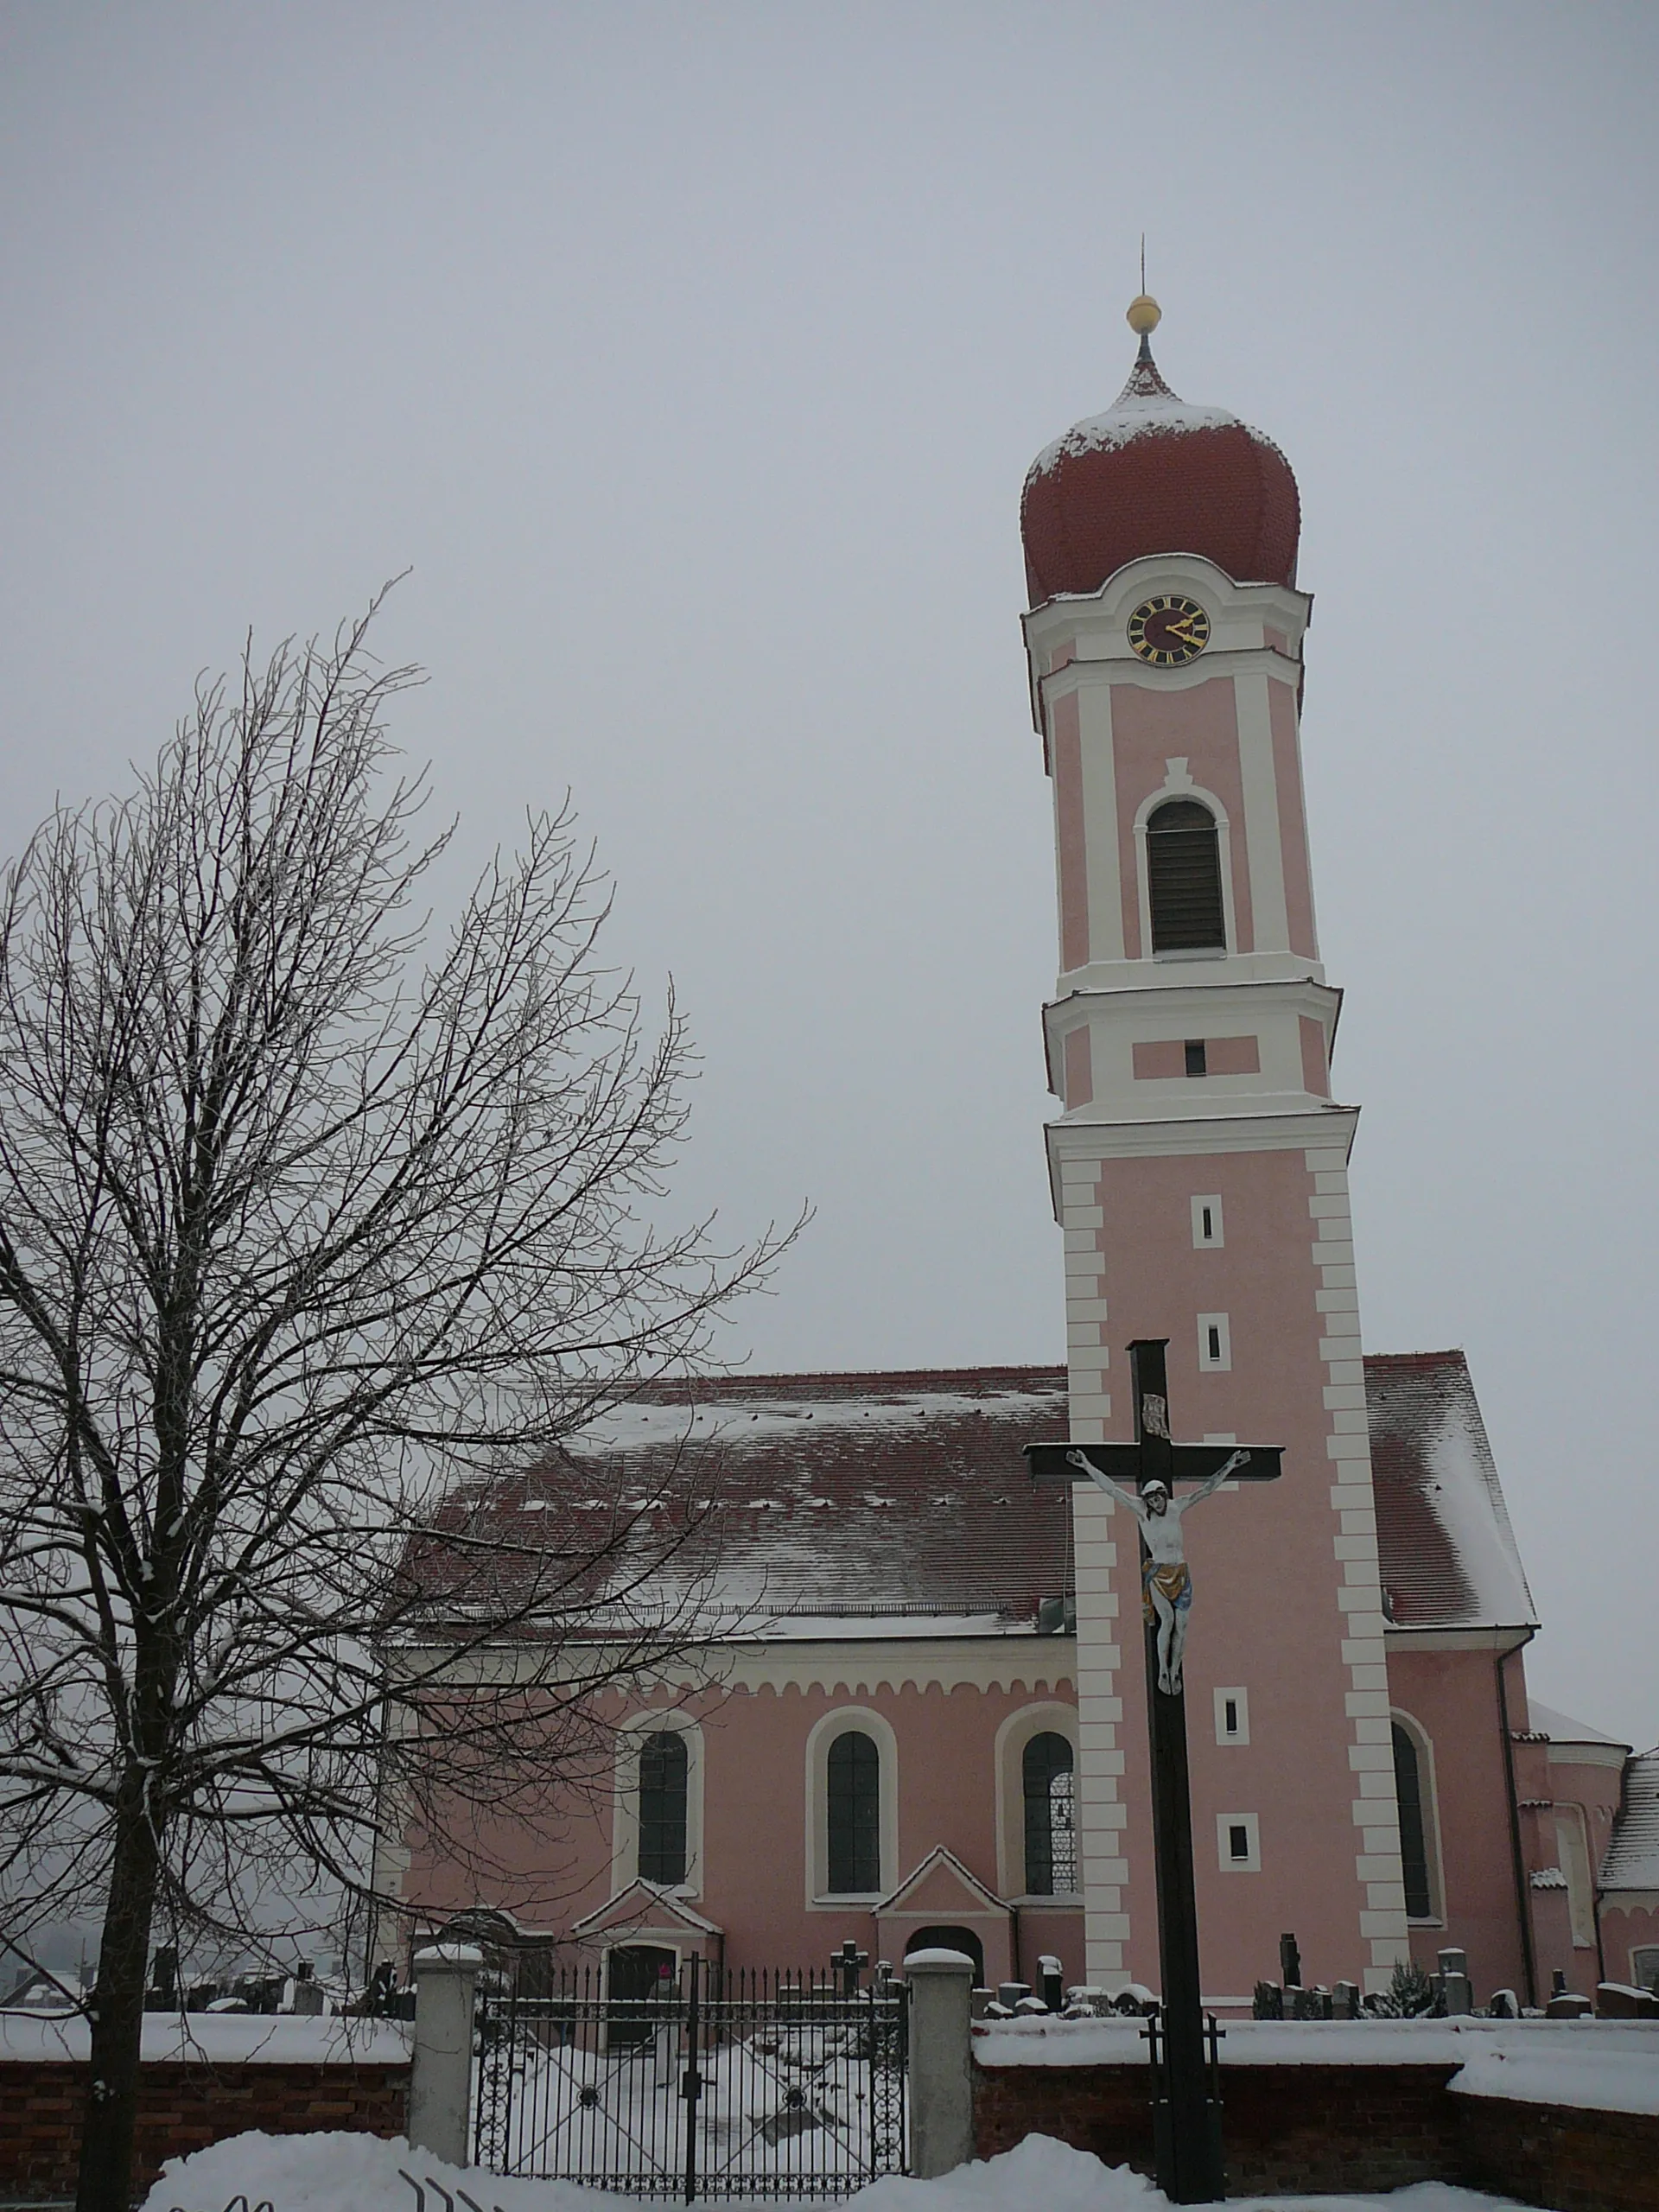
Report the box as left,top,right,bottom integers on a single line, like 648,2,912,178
1217,1811,1260,1872
1198,1313,1232,1372
1215,1687,1250,1745
1184,1039,1207,1077
1191,1195,1224,1249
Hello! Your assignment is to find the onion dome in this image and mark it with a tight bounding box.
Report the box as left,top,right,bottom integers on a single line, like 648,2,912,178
1020,296,1300,607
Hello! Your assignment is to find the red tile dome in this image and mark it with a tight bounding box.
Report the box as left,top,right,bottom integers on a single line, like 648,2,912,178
1020,320,1300,607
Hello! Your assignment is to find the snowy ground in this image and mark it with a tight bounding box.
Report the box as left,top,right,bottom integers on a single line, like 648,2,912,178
142,2129,1533,2212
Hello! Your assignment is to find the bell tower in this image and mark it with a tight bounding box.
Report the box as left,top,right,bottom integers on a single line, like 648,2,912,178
1021,297,1412,1993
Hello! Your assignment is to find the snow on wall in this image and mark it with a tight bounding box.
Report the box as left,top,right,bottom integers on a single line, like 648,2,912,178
972,2014,1659,2080
0,2010,410,2065
1449,2041,1659,2118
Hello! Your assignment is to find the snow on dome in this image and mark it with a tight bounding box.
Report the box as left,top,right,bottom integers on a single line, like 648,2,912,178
1020,329,1300,606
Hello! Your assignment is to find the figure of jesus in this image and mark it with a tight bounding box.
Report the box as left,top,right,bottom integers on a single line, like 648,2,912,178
1065,1446,1250,1696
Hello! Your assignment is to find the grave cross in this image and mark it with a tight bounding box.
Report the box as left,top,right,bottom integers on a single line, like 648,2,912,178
1024,1338,1283,2207
831,1939,868,1997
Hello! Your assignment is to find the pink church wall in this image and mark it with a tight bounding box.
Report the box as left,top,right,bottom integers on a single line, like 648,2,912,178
1132,1040,1185,1080
399,1675,1085,1991
1204,1035,1261,1077
1384,1648,1530,1996
1603,1900,1659,1988
1268,679,1318,959
1110,681,1254,960
1133,1037,1262,1081
1073,1142,1379,1996
1052,692,1089,973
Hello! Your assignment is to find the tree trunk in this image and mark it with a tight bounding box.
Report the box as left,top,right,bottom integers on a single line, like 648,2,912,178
75,1775,163,2212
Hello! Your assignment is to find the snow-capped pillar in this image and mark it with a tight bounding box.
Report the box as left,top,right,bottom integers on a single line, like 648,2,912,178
904,1948,976,2177
410,1943,483,2167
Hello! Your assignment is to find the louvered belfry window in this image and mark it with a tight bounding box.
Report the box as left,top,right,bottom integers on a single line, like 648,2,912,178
638,1731,689,1885
826,1730,881,1893
1147,798,1225,952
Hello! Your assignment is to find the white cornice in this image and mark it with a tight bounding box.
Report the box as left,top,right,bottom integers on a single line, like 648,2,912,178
721,1637,1077,1698
1039,649,1301,714
1546,1739,1630,1770
1383,1626,1537,1654
1046,1104,1357,1165
1045,976,1341,1027
1021,555,1313,728
1052,950,1332,995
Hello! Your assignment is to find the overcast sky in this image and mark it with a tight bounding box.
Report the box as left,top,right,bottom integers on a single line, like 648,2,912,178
2,3,1655,1745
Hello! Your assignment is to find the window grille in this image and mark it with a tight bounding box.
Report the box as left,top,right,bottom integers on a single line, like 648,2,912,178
826,1730,881,1893
1147,799,1225,952
1022,1732,1076,1895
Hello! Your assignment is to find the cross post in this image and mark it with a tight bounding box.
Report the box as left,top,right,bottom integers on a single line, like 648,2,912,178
1024,1338,1282,2205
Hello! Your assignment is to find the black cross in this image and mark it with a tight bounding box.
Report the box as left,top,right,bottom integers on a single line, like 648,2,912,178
831,1939,868,1996
1024,1338,1283,2207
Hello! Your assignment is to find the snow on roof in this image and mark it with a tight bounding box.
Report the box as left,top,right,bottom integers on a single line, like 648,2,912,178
442,1368,1074,1630
1366,1351,1536,1631
416,1354,1533,1643
1025,352,1252,482
1528,1700,1628,1748
1601,1747,1659,1891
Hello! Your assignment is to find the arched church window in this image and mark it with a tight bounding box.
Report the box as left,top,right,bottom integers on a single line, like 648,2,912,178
638,1731,689,1886
1391,1721,1433,1919
827,1730,881,1893
1147,799,1225,953
1022,1732,1077,1896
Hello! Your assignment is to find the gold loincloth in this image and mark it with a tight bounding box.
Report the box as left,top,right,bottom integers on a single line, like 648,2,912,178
1141,1557,1193,1624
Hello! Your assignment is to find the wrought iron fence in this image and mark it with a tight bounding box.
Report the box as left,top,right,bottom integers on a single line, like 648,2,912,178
472,1955,906,2199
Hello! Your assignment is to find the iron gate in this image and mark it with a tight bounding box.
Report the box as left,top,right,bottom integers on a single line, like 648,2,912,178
472,1955,906,2198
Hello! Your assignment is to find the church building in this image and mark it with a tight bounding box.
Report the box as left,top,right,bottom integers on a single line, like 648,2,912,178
395,302,1658,2012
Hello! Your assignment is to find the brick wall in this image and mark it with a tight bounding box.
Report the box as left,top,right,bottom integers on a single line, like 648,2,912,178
973,2057,1659,2211
0,2057,409,2203
973,2060,1460,2196
1459,2094,1659,2212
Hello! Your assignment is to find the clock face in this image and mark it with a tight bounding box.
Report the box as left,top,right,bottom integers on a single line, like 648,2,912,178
1128,594,1211,667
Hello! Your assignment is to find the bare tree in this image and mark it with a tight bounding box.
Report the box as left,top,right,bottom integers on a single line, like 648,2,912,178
0,598,791,2212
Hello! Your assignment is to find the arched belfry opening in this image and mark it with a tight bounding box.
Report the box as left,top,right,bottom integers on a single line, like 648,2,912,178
1146,798,1225,953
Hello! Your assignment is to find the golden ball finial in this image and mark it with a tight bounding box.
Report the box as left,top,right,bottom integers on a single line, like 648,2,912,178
1126,293,1162,337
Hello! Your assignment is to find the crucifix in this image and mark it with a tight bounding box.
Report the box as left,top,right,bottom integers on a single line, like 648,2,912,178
1025,1338,1283,2206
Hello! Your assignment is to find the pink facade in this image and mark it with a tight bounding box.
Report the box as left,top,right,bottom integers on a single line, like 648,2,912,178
407,1672,1081,1986
1109,680,1254,962
1067,1144,1384,1993
391,315,1658,2024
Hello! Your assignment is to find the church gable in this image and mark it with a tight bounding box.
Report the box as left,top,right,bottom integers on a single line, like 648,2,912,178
878,1845,1006,1919
570,1880,722,1941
